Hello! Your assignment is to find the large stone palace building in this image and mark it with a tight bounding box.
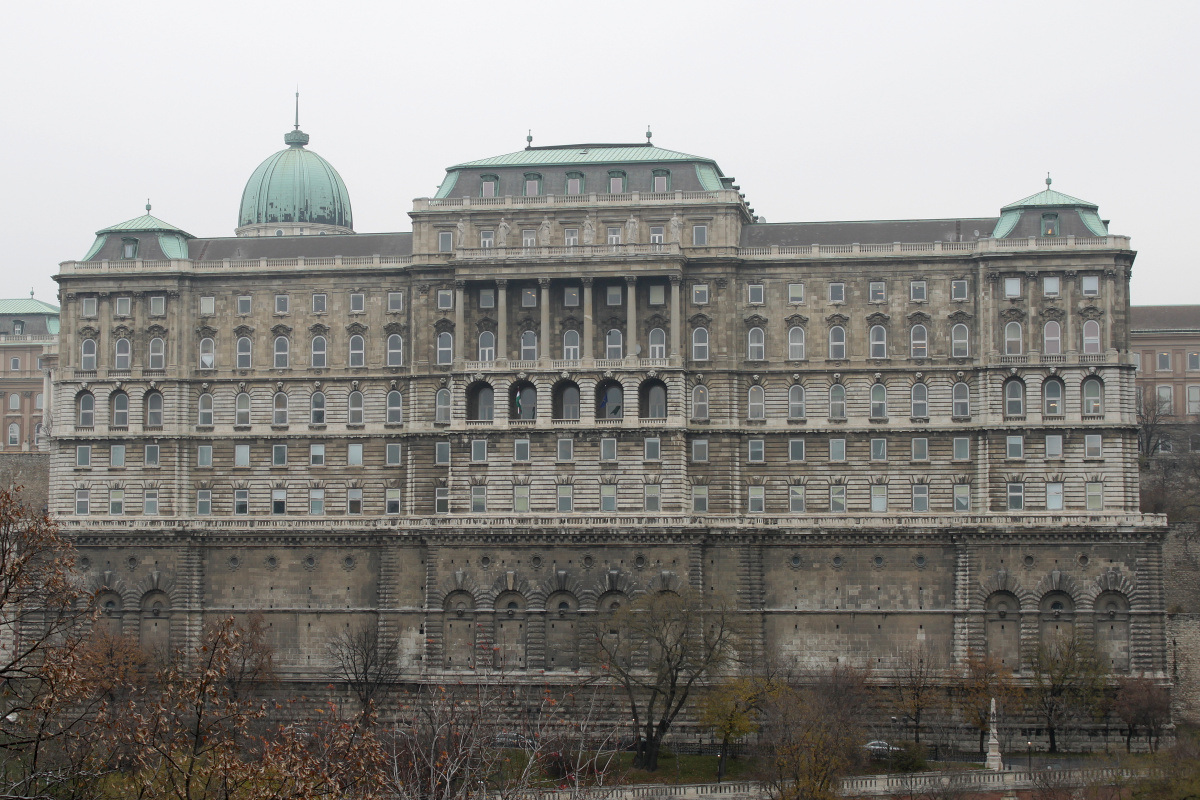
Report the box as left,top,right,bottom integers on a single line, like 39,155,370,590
46,122,1167,693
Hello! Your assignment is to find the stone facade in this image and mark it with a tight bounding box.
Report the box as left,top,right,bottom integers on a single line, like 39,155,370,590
46,138,1167,706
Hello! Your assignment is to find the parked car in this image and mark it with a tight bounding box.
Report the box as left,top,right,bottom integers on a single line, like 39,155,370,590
865,740,902,758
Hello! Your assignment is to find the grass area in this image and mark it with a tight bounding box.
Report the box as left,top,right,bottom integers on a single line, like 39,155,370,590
615,752,759,785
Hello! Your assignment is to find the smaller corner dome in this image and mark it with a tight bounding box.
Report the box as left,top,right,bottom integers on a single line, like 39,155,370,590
95,211,194,238
238,127,353,234
994,178,1108,238
83,207,194,261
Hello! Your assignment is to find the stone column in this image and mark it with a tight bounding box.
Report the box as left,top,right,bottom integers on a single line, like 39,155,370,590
496,280,508,362
539,278,551,361
625,276,637,361
669,275,682,359
581,278,594,362
454,281,465,364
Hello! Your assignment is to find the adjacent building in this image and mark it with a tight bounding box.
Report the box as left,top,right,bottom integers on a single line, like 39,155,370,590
1130,305,1200,454
0,297,58,452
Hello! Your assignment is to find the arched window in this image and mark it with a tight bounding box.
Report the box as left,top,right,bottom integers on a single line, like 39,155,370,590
606,329,623,359
554,382,580,420
478,331,496,362
114,338,131,370
6,424,17,447
81,339,97,371
642,381,667,419
111,392,128,427
273,337,289,368
788,327,806,360
829,326,846,359
387,391,404,424
1043,321,1061,355
347,391,364,424
951,324,969,357
436,332,453,365
236,337,252,369
34,393,42,410
197,392,213,426
952,382,970,417
1005,380,1025,417
869,326,887,359
562,330,580,360
435,388,452,423
274,392,289,425
649,328,666,359
748,327,765,360
1083,320,1101,354
149,337,165,370
692,385,709,419
1043,379,1064,415
870,383,887,417
145,392,163,427
692,328,709,361
789,384,806,419
235,392,251,425
77,393,94,426
311,336,327,368
910,325,927,358
829,384,846,418
387,334,404,367
348,335,365,367
1005,322,1022,355
510,384,536,421
910,383,928,417
520,330,537,360
1083,378,1103,414
597,381,623,419
467,384,493,421
748,385,765,420
199,337,215,369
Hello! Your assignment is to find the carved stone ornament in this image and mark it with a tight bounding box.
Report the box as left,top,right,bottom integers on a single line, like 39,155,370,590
1041,307,1066,321
647,370,658,378
714,278,728,289
865,311,891,325
433,318,455,333
197,325,219,338
111,324,133,338
474,316,497,333
999,307,1026,321
346,321,369,335
826,313,850,326
270,323,292,336
785,313,809,327
907,310,931,323
561,371,570,379
78,326,99,339
645,312,669,329
383,321,407,335
688,312,712,327
1080,306,1105,320
744,313,769,327
308,323,330,336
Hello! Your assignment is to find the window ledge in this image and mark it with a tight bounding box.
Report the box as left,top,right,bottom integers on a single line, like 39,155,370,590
195,426,214,432
233,425,251,432
952,415,972,422
909,417,929,423
788,418,807,424
111,426,128,432
868,417,889,423
1005,416,1026,422
690,417,710,424
1043,414,1065,421
347,424,365,430
384,422,405,429
74,467,92,472
144,426,163,432
828,417,847,423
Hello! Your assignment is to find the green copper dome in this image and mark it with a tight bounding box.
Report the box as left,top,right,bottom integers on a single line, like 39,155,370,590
238,127,353,233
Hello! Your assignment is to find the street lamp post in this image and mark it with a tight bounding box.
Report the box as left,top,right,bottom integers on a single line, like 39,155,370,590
1027,741,1032,772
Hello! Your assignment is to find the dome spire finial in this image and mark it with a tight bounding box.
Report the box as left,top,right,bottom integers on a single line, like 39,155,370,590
525,129,533,149
294,88,300,131
646,124,652,144
284,90,310,148
1046,172,1052,189
146,198,151,213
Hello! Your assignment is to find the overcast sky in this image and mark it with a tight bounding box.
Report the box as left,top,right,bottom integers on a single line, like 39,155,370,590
1,0,1195,307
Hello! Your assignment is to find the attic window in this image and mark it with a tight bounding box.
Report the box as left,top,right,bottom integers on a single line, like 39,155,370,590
1041,213,1059,237
565,172,584,195
607,170,627,193
11,321,22,335
121,238,138,259
480,175,499,198
523,173,542,197
652,169,671,193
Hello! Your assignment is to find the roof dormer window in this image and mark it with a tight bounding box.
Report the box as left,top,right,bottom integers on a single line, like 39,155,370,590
121,238,138,259
523,173,542,197
480,174,499,198
652,169,671,193
565,172,584,195
11,321,23,335
1041,213,1059,237
607,170,627,193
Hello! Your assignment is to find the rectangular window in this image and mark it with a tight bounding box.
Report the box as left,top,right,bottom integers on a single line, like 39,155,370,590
1006,483,1024,511
235,444,250,467
437,289,453,310
439,230,454,252
308,489,325,515
954,484,970,512
830,485,846,513
910,281,927,301
388,292,405,312
869,281,886,302
273,443,288,466
911,438,928,461
1158,352,1172,371
144,444,159,467
564,228,579,247
748,284,764,304
644,437,661,461
789,283,805,303
513,439,530,462
911,484,929,512
350,293,365,312
309,444,325,466
692,439,708,462
609,176,623,193
82,297,97,316
348,443,364,466
76,445,90,467
75,489,90,515
197,445,212,468
435,441,450,464
471,486,487,513
347,488,363,514
748,486,765,513
237,295,252,314
144,490,159,515
480,230,494,248
606,285,622,305
1158,385,1174,414
1004,277,1021,298
274,294,288,314
386,443,402,466
653,175,668,192
1046,482,1064,511
607,227,621,245
200,296,216,315
829,438,846,461
644,484,661,512
1190,353,1200,371
748,439,764,463
789,439,805,462
522,288,537,307
567,177,582,194
1189,385,1200,414
649,284,666,306
1086,481,1103,510
1085,434,1102,458
10,358,18,371
600,484,617,512
513,485,530,513
1081,275,1100,296
1043,276,1060,297
564,287,580,307
471,439,487,462
870,438,887,461
951,280,968,301
649,226,664,244
789,485,805,513
693,284,709,304
233,489,248,515
386,488,401,514
1133,352,1142,371
150,295,166,316
1045,434,1063,459
599,437,617,462
435,487,450,514
197,490,212,515
557,485,573,512
272,488,286,514
106,489,123,515
111,444,126,468
870,484,887,512
1006,436,1024,459
557,438,573,461
693,485,708,512
312,293,327,313
829,283,845,302
692,225,707,246
477,288,495,309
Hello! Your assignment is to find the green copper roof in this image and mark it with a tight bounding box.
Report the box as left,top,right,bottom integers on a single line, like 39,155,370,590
450,144,713,169
1001,187,1098,212
96,212,193,237
239,129,353,230
0,299,59,315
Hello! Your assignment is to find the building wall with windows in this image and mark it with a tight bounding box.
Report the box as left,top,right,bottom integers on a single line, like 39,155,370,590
48,133,1166,692
0,300,59,453
1130,305,1200,455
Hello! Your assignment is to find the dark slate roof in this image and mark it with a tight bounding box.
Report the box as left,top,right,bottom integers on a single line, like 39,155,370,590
188,233,412,261
740,218,999,247
1130,306,1200,332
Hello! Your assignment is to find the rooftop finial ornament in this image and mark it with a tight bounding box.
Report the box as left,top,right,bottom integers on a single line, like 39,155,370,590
146,198,151,213
1046,172,1052,188
294,88,300,130
646,125,653,143
284,90,310,148
526,129,533,149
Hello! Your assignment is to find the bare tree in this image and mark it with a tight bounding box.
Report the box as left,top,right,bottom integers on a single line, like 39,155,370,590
894,642,942,745
1113,676,1171,753
328,618,403,718
954,649,1020,754
1027,637,1107,753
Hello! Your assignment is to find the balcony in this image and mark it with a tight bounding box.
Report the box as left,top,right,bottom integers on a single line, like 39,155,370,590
455,243,682,261
412,189,743,212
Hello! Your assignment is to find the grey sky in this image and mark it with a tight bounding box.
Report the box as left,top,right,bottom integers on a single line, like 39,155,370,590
1,0,1195,306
